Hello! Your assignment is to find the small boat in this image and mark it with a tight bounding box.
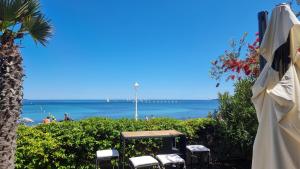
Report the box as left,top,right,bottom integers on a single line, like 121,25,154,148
106,99,110,103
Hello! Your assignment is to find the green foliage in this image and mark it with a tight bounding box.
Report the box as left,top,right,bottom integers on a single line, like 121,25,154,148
16,125,65,169
215,78,258,159
16,118,216,169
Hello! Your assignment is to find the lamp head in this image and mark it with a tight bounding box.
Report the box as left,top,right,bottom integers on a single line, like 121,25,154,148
134,82,139,89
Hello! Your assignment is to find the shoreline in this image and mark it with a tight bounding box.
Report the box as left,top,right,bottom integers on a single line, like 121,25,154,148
22,99,218,125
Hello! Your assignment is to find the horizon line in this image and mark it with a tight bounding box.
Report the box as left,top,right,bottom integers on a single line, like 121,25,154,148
24,98,218,101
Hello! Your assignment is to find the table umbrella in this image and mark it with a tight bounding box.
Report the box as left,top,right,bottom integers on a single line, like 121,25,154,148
251,4,300,169
20,117,34,123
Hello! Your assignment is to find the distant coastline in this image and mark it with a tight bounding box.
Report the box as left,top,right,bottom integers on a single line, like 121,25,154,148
22,99,219,124
23,99,219,102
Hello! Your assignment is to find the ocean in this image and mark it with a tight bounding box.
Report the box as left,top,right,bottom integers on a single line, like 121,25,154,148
22,100,219,124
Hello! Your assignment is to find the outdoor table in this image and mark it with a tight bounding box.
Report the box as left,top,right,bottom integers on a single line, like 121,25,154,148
120,130,187,169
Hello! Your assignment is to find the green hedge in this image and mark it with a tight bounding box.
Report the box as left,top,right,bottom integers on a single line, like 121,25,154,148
16,118,217,169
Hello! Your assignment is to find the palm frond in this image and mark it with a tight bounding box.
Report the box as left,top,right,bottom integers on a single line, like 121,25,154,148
0,0,12,21
0,0,41,29
22,14,52,45
24,0,40,17
0,0,24,21
0,0,52,46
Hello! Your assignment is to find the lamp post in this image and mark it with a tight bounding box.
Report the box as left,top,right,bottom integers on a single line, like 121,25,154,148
133,82,139,121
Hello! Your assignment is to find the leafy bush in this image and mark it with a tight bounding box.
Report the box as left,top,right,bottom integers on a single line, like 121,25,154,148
16,118,217,169
215,78,257,160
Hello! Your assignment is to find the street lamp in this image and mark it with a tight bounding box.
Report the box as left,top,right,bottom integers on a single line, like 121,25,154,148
133,82,139,121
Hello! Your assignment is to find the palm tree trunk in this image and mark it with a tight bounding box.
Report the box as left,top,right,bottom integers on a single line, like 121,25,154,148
0,42,24,169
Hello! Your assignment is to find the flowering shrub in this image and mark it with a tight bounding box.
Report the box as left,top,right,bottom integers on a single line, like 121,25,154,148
210,33,260,87
209,33,259,163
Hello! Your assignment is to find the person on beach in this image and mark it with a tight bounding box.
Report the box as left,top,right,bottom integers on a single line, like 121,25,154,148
64,113,72,121
43,116,51,124
49,113,56,122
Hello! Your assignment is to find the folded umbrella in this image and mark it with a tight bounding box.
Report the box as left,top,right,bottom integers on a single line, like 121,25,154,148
252,4,300,169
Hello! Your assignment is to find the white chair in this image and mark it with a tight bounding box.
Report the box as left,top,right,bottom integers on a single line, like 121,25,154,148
156,154,186,169
129,155,161,169
96,149,119,169
186,145,211,168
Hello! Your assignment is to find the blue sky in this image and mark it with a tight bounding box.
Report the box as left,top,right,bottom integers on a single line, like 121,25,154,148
22,0,296,100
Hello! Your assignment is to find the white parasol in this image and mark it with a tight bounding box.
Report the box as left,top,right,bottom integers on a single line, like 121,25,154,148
20,117,34,123
252,4,300,169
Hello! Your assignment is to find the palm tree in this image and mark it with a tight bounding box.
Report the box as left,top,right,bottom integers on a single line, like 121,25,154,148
0,0,52,168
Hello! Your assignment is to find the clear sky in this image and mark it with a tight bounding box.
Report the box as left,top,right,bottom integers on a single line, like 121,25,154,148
21,0,296,100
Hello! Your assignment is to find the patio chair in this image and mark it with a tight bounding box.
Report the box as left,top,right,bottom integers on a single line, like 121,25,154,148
96,149,119,169
156,154,186,169
186,145,211,169
129,155,161,169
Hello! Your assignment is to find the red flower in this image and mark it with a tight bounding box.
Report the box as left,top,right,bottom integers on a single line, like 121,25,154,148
210,33,261,86
245,70,251,76
248,45,255,50
237,67,241,73
243,64,250,72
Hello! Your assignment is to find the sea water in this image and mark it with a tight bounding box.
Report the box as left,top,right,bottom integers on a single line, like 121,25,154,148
22,100,219,124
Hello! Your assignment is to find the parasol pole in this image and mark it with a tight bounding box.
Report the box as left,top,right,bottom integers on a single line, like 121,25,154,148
258,11,268,72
